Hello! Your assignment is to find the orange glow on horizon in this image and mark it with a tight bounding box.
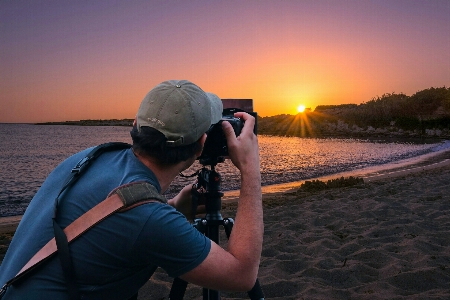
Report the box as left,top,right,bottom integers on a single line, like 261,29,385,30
0,2,448,123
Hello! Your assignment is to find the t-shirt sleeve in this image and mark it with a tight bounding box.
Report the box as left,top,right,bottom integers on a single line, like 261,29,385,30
131,203,211,278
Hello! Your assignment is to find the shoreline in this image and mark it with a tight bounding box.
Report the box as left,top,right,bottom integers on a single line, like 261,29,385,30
1,148,449,233
221,147,450,201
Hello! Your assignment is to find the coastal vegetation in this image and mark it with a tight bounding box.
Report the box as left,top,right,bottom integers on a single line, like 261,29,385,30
37,86,450,139
298,176,365,193
258,87,450,138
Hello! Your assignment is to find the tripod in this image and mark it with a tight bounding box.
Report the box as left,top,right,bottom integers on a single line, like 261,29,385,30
169,158,264,300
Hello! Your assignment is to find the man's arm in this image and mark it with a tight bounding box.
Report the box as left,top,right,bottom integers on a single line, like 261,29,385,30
180,112,263,291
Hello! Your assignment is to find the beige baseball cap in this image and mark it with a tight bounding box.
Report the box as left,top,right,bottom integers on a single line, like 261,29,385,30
136,80,223,147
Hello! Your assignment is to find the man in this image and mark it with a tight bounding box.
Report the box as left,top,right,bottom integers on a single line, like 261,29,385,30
0,80,263,299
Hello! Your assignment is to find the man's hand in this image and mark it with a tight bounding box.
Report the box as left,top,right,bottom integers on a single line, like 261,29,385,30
221,112,260,173
168,183,205,222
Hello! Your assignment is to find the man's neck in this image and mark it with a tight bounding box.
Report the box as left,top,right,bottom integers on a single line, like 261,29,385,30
132,150,192,193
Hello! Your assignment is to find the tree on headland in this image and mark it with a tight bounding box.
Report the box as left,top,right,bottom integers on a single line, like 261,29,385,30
258,86,450,138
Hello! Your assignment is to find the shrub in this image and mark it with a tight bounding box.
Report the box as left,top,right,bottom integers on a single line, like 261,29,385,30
298,176,364,192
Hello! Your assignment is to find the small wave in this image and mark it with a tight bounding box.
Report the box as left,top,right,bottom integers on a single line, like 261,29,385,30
431,140,450,152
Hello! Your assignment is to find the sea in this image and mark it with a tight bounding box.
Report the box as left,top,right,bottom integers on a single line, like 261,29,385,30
1,123,449,217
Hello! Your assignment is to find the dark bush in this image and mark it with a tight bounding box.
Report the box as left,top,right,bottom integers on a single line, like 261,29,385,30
298,176,364,192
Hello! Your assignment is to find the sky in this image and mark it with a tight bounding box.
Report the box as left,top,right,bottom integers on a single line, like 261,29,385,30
1,0,449,123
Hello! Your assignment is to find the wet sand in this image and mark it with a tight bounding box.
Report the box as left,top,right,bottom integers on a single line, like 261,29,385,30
1,149,450,299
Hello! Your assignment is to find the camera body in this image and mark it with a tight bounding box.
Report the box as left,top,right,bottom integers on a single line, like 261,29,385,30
198,108,257,164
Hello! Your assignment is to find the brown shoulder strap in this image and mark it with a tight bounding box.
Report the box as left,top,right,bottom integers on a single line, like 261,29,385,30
5,182,166,288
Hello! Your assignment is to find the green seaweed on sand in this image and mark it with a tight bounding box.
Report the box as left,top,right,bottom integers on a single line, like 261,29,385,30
299,176,364,192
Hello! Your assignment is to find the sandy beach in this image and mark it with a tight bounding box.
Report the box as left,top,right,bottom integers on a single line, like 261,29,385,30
139,150,450,299
1,150,450,299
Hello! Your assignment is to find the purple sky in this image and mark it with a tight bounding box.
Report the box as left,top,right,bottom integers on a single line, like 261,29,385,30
1,0,449,122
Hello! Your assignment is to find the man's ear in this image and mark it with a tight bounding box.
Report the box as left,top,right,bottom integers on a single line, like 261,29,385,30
195,133,207,158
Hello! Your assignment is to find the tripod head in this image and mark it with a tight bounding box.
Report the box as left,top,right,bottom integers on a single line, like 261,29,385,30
192,159,225,221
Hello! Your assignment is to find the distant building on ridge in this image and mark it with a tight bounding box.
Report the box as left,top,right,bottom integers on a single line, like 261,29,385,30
221,99,254,112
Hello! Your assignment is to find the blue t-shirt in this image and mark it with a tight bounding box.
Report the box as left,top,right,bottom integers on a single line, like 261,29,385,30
0,147,211,299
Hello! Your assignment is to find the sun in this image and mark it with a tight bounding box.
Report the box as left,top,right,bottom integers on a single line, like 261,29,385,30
297,104,306,113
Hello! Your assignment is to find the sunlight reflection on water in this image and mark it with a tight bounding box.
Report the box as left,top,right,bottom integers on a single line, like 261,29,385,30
170,136,443,196
0,124,445,216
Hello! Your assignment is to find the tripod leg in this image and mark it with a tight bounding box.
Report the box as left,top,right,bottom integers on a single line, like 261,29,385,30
247,279,265,300
222,218,234,239
169,278,188,300
203,287,220,300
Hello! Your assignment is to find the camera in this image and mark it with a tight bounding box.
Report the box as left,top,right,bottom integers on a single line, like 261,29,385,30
198,107,257,165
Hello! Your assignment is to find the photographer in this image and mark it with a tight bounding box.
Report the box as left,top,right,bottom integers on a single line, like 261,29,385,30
0,80,263,299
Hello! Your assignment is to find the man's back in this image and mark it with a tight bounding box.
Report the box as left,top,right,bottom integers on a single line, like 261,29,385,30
0,147,210,299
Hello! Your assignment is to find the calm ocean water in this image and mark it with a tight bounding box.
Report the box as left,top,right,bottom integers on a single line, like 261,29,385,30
0,123,448,217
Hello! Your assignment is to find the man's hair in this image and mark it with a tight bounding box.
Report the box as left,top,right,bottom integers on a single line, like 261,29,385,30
130,126,202,165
